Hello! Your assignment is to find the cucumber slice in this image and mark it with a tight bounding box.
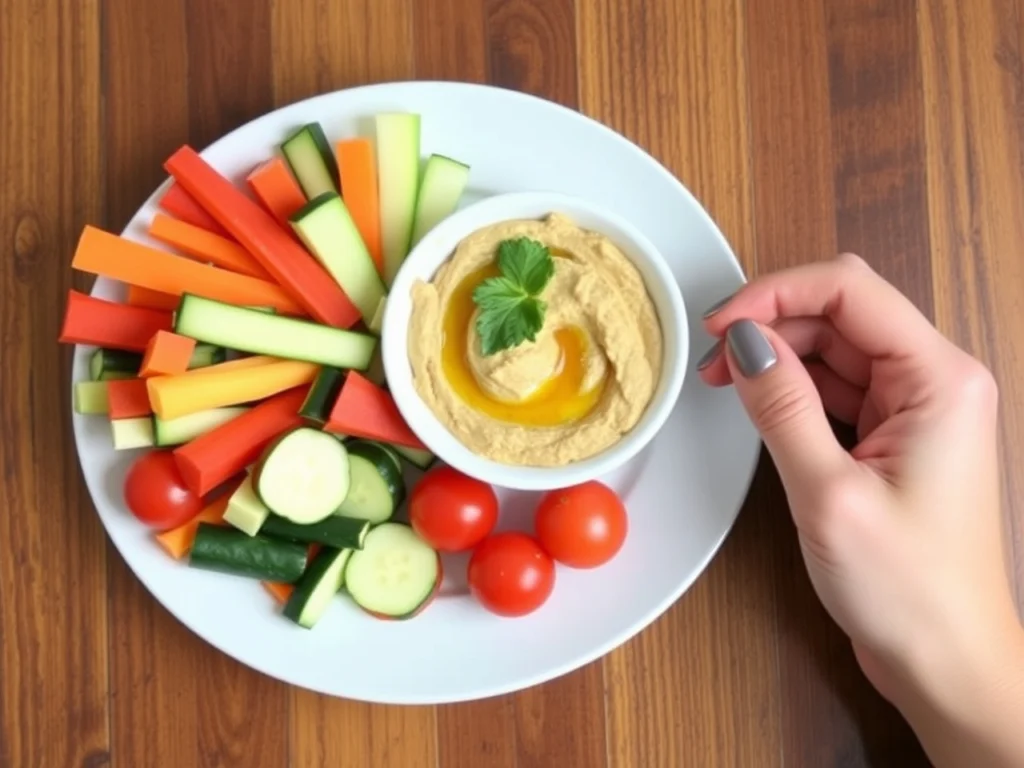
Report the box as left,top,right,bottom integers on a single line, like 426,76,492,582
390,443,435,470
74,381,109,414
345,523,439,618
376,113,421,285
224,474,270,536
410,154,470,247
253,427,351,524
336,440,406,524
189,522,307,582
372,441,404,476
189,343,227,369
152,406,247,446
290,193,386,324
260,513,370,550
299,367,344,425
174,294,377,370
90,348,142,380
281,123,338,199
283,546,352,628
111,417,154,450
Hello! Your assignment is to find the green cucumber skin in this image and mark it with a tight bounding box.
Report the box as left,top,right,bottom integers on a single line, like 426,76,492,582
340,440,407,518
188,523,308,582
282,546,351,627
90,348,142,380
260,514,369,550
299,367,344,424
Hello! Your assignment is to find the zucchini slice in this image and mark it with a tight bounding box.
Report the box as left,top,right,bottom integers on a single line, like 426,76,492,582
335,440,406,524
189,522,307,582
345,523,440,619
410,154,470,247
253,427,351,524
283,546,352,628
281,122,338,199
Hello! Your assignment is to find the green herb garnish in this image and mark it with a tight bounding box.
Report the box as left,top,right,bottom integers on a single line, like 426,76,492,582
472,237,555,356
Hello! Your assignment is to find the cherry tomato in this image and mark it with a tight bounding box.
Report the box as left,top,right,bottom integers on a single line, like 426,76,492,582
124,451,203,530
409,466,498,552
468,532,555,617
534,481,628,568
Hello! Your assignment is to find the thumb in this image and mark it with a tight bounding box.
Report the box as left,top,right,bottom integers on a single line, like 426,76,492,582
723,320,850,492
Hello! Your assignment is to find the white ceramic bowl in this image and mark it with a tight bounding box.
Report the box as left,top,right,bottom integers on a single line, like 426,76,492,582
382,191,689,490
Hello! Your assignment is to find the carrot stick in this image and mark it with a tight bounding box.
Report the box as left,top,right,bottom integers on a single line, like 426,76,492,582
139,331,197,377
336,139,383,275
172,387,308,496
164,146,360,328
154,483,239,559
148,213,273,280
72,226,306,316
159,182,233,239
59,290,173,352
325,371,427,449
147,360,318,420
107,378,153,419
126,284,180,311
247,157,307,226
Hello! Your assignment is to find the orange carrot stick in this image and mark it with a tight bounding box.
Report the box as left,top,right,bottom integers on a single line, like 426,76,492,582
173,387,308,496
164,146,360,328
336,139,383,275
159,183,233,239
325,371,427,449
107,378,153,419
59,290,173,352
126,284,181,311
147,359,318,420
154,483,239,559
139,331,197,377
247,157,307,226
72,226,306,316
148,213,273,280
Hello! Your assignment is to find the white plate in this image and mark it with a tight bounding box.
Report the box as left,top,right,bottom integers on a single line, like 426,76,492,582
71,81,760,704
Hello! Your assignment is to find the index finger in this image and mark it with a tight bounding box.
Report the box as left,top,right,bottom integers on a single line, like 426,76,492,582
703,253,942,361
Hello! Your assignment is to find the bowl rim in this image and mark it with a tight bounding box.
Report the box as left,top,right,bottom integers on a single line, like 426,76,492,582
381,190,689,491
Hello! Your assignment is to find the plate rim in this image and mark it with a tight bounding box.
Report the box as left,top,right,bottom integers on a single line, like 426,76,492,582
71,80,759,704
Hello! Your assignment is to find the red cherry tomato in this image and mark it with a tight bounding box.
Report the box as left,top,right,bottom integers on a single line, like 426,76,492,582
534,481,628,568
409,466,498,552
124,451,203,530
468,532,555,617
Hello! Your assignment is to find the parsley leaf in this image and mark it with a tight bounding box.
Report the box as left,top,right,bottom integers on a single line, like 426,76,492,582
472,238,555,356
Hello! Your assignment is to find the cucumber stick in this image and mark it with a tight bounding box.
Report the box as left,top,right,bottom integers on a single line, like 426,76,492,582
74,381,109,414
283,546,352,628
189,522,307,582
189,343,227,369
90,348,142,380
410,154,470,246
111,417,154,450
253,428,351,524
281,123,338,199
345,523,439,618
290,193,386,324
260,514,370,550
174,294,377,370
153,407,247,446
224,475,270,536
391,443,435,469
299,367,344,425
376,113,421,286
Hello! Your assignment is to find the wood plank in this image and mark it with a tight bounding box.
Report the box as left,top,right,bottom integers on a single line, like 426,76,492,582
415,0,488,82
0,1,108,765
184,0,275,150
743,1,879,766
105,2,291,766
578,1,780,765
271,0,415,106
487,0,577,106
824,3,934,760
919,0,1024,609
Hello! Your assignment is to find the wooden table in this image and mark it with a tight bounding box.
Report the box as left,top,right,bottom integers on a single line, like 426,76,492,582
3,1,1022,765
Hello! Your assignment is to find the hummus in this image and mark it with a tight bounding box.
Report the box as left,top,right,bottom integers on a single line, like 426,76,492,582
408,213,662,466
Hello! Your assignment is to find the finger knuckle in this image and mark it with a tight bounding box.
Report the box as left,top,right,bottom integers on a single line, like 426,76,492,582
955,358,999,410
806,478,863,546
836,252,868,272
752,386,814,436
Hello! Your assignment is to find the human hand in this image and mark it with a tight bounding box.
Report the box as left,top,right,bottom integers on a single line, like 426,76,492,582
697,254,1024,767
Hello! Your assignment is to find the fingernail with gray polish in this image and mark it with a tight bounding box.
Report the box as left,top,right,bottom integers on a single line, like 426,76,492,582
726,320,778,378
702,292,736,319
696,340,723,370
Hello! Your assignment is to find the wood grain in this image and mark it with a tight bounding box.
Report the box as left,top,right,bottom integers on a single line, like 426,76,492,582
0,1,108,765
919,0,1024,611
